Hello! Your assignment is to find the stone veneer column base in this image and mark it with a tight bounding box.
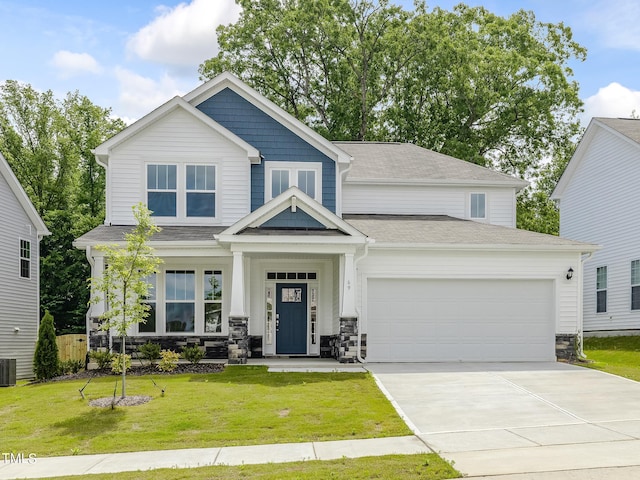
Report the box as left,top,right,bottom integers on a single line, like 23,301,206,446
338,317,359,363
556,333,579,361
228,317,249,365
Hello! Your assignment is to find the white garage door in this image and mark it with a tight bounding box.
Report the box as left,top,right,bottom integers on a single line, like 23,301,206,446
367,278,555,362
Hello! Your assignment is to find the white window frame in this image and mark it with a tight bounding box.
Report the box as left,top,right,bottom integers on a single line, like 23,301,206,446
185,164,217,218
632,260,640,311
470,192,486,219
146,163,177,217
264,161,322,202
19,238,31,279
596,266,607,314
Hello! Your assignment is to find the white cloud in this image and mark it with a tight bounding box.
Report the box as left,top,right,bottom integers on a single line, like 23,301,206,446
50,50,102,78
114,67,191,123
582,1,640,51
126,0,241,71
582,82,640,123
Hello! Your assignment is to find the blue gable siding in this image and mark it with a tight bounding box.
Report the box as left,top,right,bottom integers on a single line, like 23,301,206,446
196,88,336,213
261,208,326,229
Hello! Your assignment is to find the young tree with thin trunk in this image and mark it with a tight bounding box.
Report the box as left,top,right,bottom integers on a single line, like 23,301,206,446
90,204,162,398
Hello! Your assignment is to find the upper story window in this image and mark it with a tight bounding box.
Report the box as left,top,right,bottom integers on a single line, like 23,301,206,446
147,164,177,216
632,260,640,311
19,239,30,279
596,266,607,313
147,164,216,219
265,162,322,202
470,193,486,219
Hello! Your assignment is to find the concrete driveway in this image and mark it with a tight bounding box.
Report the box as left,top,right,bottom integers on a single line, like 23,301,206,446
367,362,640,477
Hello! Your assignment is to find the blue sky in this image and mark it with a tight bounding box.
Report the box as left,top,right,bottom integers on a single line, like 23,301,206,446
1,0,639,124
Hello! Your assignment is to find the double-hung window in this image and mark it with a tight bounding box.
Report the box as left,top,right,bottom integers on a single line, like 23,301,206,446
139,273,157,333
596,266,607,313
632,260,640,311
265,162,322,201
165,270,195,332
19,239,30,279
186,165,216,217
470,193,486,219
147,164,177,216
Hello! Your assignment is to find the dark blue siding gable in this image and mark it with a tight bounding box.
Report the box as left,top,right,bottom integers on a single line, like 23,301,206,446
261,208,326,229
196,88,336,213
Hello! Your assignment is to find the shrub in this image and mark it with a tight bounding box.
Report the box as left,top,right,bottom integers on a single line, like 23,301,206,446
111,353,132,374
138,342,161,365
90,350,114,370
59,359,84,375
182,345,204,364
158,349,180,372
33,310,60,380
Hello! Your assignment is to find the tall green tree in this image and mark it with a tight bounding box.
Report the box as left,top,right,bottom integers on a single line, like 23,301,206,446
91,204,162,398
202,0,585,230
33,310,60,380
0,81,125,333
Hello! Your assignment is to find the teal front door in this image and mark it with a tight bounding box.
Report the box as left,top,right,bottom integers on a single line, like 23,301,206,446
276,283,307,354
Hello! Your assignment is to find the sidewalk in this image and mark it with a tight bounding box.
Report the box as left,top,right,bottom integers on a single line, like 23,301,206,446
0,436,427,479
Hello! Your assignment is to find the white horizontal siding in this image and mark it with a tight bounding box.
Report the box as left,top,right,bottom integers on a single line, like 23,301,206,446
107,108,250,226
0,172,40,379
357,248,581,335
559,127,640,331
342,184,516,226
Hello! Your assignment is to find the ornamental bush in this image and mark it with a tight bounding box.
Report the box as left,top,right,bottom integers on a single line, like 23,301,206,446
90,350,114,370
182,345,204,364
33,310,60,380
158,349,179,372
138,342,161,365
110,353,131,374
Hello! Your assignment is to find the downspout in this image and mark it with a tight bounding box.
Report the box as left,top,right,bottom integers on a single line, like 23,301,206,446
354,239,370,364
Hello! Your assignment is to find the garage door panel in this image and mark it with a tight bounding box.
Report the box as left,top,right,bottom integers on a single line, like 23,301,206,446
367,279,555,362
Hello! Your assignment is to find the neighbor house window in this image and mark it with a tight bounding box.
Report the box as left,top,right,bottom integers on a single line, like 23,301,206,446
204,270,222,333
186,165,216,217
470,193,486,219
147,164,177,216
632,260,640,311
19,239,30,279
139,273,156,333
165,270,195,332
265,162,322,201
596,266,607,313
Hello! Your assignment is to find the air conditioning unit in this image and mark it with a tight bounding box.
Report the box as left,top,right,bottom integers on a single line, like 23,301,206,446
0,359,16,386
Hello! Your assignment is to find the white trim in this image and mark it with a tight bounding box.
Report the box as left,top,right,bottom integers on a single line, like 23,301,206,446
470,192,487,220
345,177,528,188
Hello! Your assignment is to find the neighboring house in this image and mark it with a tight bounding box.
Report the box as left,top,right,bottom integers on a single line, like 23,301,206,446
552,117,640,335
75,72,596,364
0,153,50,379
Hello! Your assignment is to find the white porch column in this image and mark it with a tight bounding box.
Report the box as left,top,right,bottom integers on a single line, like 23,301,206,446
341,252,357,318
230,251,246,317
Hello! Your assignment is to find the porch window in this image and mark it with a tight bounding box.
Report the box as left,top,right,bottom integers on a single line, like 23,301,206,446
470,193,486,219
19,239,30,279
186,165,216,217
147,164,177,216
204,270,222,332
596,266,607,313
265,162,322,201
139,273,156,333
632,260,640,311
166,270,195,332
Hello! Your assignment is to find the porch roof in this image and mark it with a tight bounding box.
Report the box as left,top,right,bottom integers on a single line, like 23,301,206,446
73,225,225,247
343,214,599,251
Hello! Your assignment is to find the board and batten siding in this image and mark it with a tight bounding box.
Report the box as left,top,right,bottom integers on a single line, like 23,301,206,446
106,108,251,226
356,248,581,336
0,171,40,379
559,127,640,331
342,184,516,227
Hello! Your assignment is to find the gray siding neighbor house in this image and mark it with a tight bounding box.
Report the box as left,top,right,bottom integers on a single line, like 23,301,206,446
0,152,50,379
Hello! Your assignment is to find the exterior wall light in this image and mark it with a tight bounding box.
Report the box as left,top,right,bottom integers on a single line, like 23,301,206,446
566,267,574,280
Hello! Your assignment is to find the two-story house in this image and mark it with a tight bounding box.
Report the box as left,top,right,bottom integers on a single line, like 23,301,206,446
75,72,596,364
0,152,50,380
552,117,640,335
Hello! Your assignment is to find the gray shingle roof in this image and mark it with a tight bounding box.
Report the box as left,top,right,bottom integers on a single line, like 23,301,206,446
343,214,597,249
334,141,528,188
74,225,225,245
595,117,640,145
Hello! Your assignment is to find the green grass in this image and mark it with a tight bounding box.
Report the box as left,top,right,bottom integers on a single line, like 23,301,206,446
583,336,640,381
0,366,411,457
44,454,459,480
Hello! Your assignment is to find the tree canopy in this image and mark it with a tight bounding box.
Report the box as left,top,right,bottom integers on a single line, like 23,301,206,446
201,0,585,214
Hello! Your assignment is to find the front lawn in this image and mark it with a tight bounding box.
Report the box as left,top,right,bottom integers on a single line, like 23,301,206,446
45,454,459,480
0,366,411,457
583,336,640,381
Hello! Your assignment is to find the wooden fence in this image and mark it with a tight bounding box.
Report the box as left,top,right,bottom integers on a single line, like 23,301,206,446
56,334,88,363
